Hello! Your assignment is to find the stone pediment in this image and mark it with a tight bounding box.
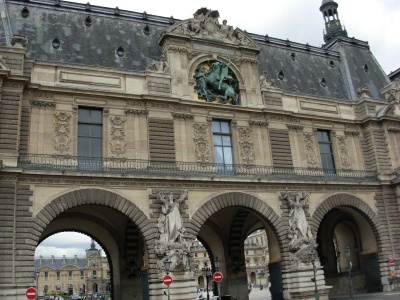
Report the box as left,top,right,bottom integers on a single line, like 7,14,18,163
161,8,260,51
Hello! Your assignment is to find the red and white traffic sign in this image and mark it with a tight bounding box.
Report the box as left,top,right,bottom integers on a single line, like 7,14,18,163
163,275,173,286
213,271,223,283
390,259,395,267
26,287,37,300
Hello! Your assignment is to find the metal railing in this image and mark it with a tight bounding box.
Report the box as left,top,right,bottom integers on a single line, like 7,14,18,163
17,154,378,182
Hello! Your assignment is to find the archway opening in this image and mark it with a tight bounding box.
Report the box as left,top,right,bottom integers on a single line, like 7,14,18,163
196,203,283,300
35,232,110,298
317,205,382,295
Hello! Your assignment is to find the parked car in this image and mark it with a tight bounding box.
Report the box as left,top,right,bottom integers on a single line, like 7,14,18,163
70,295,82,300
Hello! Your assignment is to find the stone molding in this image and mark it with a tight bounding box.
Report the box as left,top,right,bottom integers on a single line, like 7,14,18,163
125,109,149,116
303,133,319,168
237,127,255,165
249,120,268,127
53,111,72,155
172,112,194,120
193,123,210,163
287,124,304,131
31,100,56,108
109,115,126,158
336,136,352,169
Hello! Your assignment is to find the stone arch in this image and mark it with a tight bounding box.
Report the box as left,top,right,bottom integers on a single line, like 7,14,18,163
191,191,285,247
34,188,150,243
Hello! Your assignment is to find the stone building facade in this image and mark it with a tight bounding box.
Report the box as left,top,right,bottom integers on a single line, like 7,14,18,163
34,240,111,296
0,0,399,299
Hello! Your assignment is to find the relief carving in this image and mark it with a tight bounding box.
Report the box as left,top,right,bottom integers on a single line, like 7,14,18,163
193,123,210,163
303,133,319,168
155,190,193,273
109,116,126,158
238,127,255,165
53,112,72,155
337,136,351,169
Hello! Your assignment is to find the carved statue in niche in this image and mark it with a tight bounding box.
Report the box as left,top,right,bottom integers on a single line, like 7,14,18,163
154,189,194,273
280,191,317,264
194,56,239,105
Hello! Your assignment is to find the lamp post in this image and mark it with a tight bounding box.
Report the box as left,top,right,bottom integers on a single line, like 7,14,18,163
202,262,212,300
345,246,355,300
257,269,265,289
309,248,320,300
35,269,39,296
214,257,221,300
164,258,171,300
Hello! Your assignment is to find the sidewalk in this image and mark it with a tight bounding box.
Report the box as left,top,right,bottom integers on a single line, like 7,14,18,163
328,290,400,299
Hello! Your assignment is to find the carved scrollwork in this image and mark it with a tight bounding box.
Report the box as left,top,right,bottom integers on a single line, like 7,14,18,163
109,116,126,158
193,123,210,163
336,136,351,169
53,112,72,155
303,133,318,168
238,127,255,165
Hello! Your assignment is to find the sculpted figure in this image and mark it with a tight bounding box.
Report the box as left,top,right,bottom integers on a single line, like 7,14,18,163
288,192,313,240
157,189,188,243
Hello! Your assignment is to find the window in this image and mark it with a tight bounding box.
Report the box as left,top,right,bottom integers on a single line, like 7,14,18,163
78,107,103,170
68,271,72,279
80,271,84,279
317,130,336,175
92,270,97,279
56,271,60,280
212,120,234,172
44,272,48,280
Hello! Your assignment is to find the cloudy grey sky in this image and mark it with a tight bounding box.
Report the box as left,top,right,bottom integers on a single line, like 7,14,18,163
35,232,104,258
36,0,399,259
65,0,400,75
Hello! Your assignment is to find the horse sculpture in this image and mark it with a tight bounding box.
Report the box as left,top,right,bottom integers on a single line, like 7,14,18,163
194,57,239,105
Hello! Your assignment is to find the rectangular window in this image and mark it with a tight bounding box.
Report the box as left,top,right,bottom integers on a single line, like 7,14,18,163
44,272,48,279
212,120,234,172
317,130,336,175
93,270,97,279
68,271,72,279
78,107,103,170
80,271,84,279
56,271,60,280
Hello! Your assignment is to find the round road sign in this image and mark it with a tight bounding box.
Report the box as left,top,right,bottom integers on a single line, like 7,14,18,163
26,287,37,300
390,260,395,267
163,275,173,286
213,271,223,283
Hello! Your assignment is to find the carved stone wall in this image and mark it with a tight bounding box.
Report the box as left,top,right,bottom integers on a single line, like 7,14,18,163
336,136,351,169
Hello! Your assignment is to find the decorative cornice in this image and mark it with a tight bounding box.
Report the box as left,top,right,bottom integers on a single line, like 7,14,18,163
286,124,303,131
344,130,360,136
172,112,194,120
249,120,268,127
125,109,149,116
30,100,56,108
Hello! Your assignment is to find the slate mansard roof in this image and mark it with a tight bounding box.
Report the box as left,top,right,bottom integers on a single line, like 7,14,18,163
34,256,88,270
0,0,390,102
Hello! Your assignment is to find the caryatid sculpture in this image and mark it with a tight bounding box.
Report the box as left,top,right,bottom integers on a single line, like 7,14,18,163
155,189,194,272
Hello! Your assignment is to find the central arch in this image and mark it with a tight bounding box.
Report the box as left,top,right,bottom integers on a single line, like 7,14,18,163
191,192,286,300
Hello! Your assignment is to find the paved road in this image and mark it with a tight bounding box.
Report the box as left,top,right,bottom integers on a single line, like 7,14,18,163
249,287,272,300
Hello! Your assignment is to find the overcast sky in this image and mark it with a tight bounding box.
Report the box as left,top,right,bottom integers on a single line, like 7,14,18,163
64,0,400,75
36,0,400,258
35,232,104,258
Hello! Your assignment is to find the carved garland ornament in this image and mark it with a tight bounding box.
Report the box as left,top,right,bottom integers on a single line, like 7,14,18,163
238,127,255,165
336,136,351,169
109,116,126,158
303,133,318,168
193,123,210,163
53,111,72,155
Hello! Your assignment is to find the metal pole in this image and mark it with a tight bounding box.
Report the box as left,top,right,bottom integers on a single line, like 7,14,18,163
167,285,170,300
206,273,210,300
312,260,320,300
348,261,354,300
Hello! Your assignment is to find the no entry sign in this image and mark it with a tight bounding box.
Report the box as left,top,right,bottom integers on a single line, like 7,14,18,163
213,272,223,283
26,287,37,300
163,275,173,286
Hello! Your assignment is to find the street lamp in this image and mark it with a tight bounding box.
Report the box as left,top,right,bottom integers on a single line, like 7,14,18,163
309,248,320,300
202,262,212,300
164,258,171,300
345,246,355,300
214,257,221,299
